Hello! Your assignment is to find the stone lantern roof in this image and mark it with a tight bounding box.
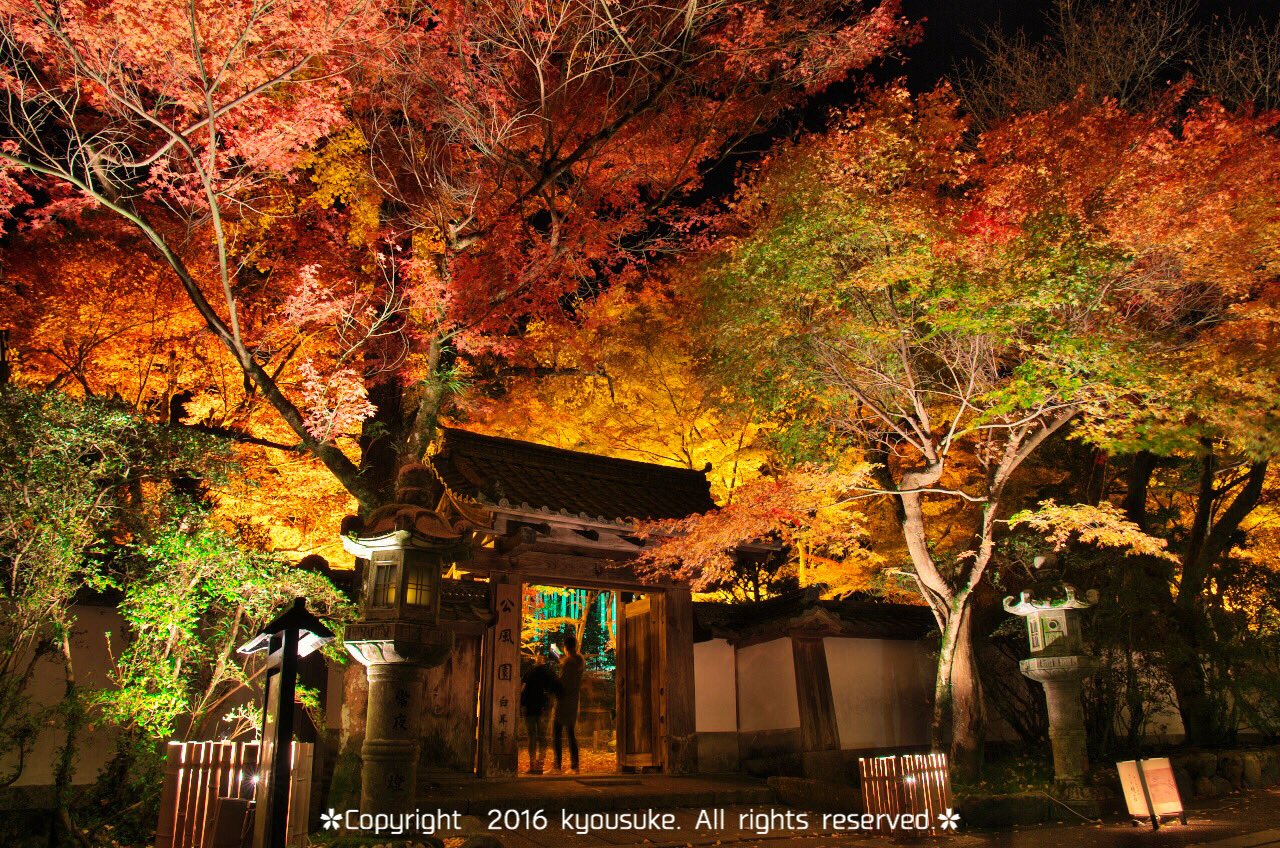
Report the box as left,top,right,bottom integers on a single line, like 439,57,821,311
339,462,468,558
1002,584,1098,616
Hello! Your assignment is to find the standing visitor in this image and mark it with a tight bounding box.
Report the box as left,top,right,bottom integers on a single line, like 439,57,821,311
553,634,586,774
520,654,560,774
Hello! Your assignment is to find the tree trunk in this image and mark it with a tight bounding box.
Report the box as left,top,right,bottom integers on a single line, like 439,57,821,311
1121,450,1158,527
49,636,87,848
1165,458,1267,746
933,597,984,782
403,340,449,463
575,590,601,646
359,378,408,511
1164,635,1216,746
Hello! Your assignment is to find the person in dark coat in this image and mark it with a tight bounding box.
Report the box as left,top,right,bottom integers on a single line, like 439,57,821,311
520,654,561,774
553,634,586,773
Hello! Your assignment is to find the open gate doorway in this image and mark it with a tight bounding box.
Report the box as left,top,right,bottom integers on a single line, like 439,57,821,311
516,584,619,775
505,586,677,776
413,426,712,780
476,576,694,778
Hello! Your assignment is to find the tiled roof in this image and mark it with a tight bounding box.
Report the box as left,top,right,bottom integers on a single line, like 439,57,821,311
429,427,717,523
694,587,936,641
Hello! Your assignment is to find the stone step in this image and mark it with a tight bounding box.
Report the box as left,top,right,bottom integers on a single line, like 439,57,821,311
418,774,776,816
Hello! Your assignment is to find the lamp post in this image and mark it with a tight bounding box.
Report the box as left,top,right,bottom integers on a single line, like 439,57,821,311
237,597,334,848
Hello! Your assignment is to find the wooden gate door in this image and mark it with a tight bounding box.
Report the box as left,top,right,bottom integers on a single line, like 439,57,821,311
617,594,663,769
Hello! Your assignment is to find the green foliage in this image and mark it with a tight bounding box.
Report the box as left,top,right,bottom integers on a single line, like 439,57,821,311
683,86,1280,774
0,385,355,848
0,386,223,783
697,136,1142,470
98,500,355,740
1008,500,1177,561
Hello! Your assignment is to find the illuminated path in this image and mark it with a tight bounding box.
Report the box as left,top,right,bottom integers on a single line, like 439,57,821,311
353,784,1280,847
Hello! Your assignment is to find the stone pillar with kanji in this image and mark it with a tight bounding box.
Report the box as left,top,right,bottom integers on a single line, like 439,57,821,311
347,647,433,811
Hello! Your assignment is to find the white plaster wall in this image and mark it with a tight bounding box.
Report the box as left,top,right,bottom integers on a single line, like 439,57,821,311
693,639,738,733
2,603,354,789
824,637,932,750
735,638,800,732
1111,659,1186,742
3,605,124,786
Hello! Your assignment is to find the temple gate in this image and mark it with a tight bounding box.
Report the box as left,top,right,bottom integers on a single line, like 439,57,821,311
339,428,711,801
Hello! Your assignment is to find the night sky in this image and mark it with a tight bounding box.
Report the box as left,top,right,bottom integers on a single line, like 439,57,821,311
898,0,1280,92
692,0,1279,226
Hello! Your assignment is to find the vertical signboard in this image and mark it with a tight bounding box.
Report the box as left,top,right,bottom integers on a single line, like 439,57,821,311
479,580,522,775
1117,757,1185,828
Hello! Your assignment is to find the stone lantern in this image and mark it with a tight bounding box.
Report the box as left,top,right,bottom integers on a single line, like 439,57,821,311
1003,584,1099,794
340,464,469,814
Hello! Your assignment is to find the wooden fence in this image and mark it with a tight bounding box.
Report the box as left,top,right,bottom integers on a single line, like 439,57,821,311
155,740,313,848
858,752,953,835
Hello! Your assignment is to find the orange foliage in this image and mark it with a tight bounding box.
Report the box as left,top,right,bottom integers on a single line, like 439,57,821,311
3,224,355,559
1,0,912,522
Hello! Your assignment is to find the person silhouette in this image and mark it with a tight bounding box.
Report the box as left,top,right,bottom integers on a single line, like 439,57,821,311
520,653,560,774
553,634,586,774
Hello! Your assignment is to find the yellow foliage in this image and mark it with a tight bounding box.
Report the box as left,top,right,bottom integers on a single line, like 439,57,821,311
1009,499,1179,561
458,286,771,501
5,230,358,562
303,125,383,248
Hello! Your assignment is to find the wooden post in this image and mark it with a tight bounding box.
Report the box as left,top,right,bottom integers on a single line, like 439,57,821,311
660,588,697,774
252,622,298,848
286,743,314,845
792,637,840,759
478,580,521,776
615,592,630,773
155,742,182,848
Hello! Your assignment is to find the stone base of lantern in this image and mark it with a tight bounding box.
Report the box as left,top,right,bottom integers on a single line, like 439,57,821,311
353,658,427,813
1020,655,1098,789
348,632,454,814
1051,781,1114,819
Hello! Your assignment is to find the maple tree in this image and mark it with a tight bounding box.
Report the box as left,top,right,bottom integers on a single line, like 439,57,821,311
975,90,1280,744
0,0,911,523
1,0,1275,796
462,285,910,602
1107,456,1279,745
647,84,1280,775
956,0,1280,124
2,225,360,560
461,285,770,501
0,0,393,511
1008,501,1177,563
337,0,911,499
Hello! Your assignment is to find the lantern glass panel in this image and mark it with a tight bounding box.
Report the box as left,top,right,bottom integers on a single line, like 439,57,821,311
405,562,435,607
369,562,397,608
